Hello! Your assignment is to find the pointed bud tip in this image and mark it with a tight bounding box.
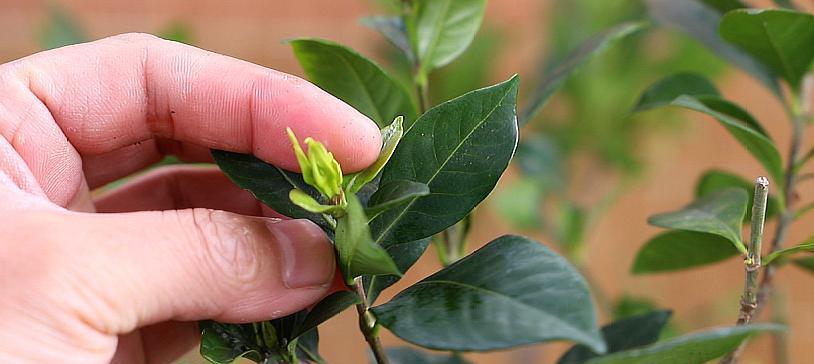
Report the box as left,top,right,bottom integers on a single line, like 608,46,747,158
756,176,769,187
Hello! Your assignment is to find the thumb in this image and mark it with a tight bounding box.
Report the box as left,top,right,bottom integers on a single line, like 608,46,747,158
53,209,336,334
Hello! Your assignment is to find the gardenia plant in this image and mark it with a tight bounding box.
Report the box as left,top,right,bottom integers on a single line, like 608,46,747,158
198,1,783,363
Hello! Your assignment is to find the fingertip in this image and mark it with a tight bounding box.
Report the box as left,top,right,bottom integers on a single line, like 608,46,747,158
251,72,382,173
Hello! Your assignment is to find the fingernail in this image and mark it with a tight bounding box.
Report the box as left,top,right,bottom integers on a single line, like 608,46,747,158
267,219,335,289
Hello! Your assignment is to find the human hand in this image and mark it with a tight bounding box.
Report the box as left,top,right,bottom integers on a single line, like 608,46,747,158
0,33,382,364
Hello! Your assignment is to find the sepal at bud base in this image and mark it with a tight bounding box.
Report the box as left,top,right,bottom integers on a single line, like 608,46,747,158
289,189,346,216
286,127,344,200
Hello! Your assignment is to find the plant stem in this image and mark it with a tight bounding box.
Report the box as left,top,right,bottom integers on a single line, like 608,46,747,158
416,79,430,114
719,176,769,364
352,277,390,364
724,75,812,364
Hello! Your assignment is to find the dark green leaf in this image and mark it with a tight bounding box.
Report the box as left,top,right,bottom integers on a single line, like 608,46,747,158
199,322,263,364
336,195,401,283
494,178,543,230
633,73,720,112
613,296,660,320
648,188,748,253
290,38,416,127
366,180,431,218
793,256,814,273
696,169,778,220
670,96,783,183
645,0,781,96
764,240,814,265
364,238,430,305
370,76,519,245
407,0,487,75
291,291,361,339
521,22,644,124
632,230,739,274
372,235,605,352
698,0,747,13
40,6,87,50
385,347,471,364
211,150,329,228
558,311,672,364
294,329,324,364
361,16,415,63
720,9,814,89
582,324,783,364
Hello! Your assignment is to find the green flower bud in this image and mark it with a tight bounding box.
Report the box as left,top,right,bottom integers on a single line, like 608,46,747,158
286,127,344,200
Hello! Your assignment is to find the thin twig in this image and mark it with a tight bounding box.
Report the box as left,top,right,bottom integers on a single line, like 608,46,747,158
352,277,390,364
719,177,769,364
725,75,813,363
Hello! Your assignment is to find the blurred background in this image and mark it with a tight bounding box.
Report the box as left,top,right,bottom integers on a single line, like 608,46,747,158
1,0,813,363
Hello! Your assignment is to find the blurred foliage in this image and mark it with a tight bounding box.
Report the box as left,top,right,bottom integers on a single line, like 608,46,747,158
498,0,727,254
40,5,87,49
531,0,724,176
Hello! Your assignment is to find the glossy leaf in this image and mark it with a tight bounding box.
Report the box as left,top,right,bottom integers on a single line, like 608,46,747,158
793,256,814,274
764,240,814,265
583,324,783,364
670,95,783,183
632,231,739,274
645,0,781,95
291,291,361,339
385,347,471,364
372,235,605,352
521,22,644,124
633,73,720,112
408,0,487,75
361,16,415,63
696,169,778,220
294,329,324,364
558,311,672,364
370,76,519,245
648,188,748,254
200,322,262,364
363,238,430,304
336,194,401,283
366,180,431,219
211,150,328,228
720,9,814,89
290,38,416,127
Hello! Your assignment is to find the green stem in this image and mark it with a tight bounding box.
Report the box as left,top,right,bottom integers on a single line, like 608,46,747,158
416,78,430,114
352,277,390,364
724,75,812,364
719,176,769,364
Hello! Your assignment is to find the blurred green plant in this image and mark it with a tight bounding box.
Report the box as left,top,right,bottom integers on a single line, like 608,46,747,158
630,1,814,363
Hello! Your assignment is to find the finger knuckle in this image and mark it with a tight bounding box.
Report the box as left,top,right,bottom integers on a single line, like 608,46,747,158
186,208,264,288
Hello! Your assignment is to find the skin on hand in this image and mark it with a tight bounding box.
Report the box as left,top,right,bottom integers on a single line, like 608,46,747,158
0,33,382,364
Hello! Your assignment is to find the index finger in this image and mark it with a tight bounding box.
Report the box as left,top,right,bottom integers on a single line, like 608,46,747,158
2,33,382,177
